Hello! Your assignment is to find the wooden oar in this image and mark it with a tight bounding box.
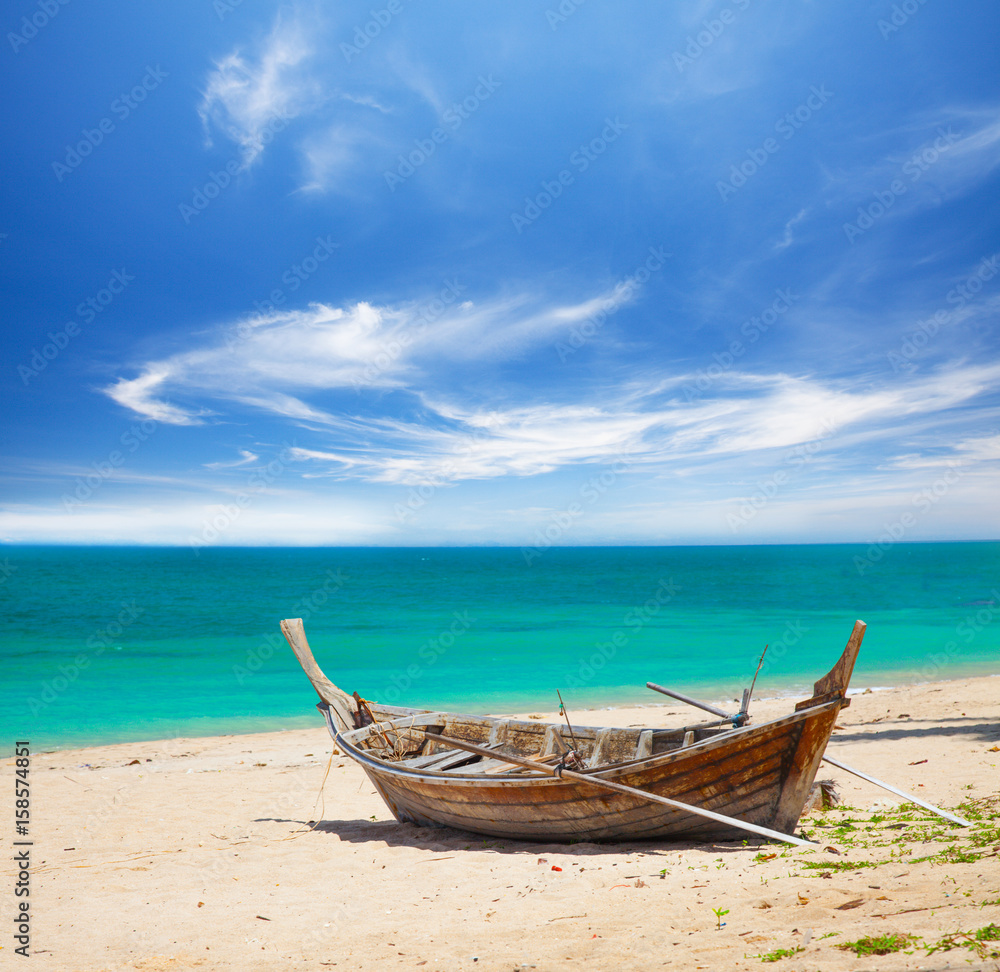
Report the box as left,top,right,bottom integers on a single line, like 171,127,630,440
821,755,972,827
423,731,818,848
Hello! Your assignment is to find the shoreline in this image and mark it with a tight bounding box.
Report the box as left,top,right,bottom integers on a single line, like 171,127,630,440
14,667,999,758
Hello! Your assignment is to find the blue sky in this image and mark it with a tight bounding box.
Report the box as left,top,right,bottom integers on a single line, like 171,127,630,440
2,0,998,547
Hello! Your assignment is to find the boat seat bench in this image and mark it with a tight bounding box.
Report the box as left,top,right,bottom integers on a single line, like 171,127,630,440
387,718,739,773
398,740,504,771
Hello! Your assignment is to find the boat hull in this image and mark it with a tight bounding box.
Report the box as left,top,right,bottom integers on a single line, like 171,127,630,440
322,699,841,842
284,616,866,845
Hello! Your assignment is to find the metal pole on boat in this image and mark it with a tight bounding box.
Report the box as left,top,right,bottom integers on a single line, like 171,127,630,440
646,683,731,719
423,731,819,849
821,755,972,827
742,644,768,720
556,690,581,752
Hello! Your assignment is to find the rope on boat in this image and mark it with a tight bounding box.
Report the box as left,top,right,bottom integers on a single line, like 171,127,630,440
355,695,378,728
358,711,422,762
553,750,583,777
282,748,335,841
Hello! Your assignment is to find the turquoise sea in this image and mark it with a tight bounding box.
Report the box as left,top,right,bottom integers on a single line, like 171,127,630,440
2,543,998,752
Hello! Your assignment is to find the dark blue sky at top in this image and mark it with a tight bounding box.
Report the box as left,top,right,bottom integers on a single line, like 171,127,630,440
1,0,998,546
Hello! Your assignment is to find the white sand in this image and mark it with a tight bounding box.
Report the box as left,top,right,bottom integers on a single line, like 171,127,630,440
8,674,999,971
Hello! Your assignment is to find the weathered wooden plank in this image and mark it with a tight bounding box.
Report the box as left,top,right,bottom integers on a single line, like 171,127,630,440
346,714,805,842
795,620,865,711
377,769,788,841
280,618,358,732
399,749,478,771
543,725,569,756
635,730,653,760
421,731,817,847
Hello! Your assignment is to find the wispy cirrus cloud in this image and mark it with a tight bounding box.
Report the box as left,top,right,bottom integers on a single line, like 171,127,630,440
101,280,643,429
199,14,321,165
203,449,259,470
104,369,211,426
287,362,1000,486
821,105,1000,215
101,271,1000,492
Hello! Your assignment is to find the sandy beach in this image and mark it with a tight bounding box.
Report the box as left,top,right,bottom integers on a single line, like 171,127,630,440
7,674,999,971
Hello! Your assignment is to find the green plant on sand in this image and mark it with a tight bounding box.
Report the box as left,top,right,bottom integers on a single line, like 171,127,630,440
836,932,916,956
926,923,1000,960
711,906,729,930
757,945,805,962
834,926,1000,961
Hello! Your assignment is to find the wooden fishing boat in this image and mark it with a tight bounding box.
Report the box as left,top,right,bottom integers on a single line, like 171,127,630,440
282,618,868,845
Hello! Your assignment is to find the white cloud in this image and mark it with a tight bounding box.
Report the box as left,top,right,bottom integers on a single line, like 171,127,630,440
297,122,387,194
100,280,642,426
0,498,387,546
775,208,807,251
101,275,1000,496
822,105,1000,217
204,450,259,470
104,369,209,426
954,432,1000,463
199,15,320,165
883,431,1000,470
947,108,1000,172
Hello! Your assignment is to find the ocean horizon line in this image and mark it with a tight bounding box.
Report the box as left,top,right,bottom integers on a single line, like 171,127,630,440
3,538,999,548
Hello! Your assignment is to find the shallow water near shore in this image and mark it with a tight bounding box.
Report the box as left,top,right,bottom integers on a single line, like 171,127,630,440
2,542,998,751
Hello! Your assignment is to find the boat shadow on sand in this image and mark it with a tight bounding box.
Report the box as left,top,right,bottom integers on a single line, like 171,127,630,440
830,715,1000,745
254,816,762,854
